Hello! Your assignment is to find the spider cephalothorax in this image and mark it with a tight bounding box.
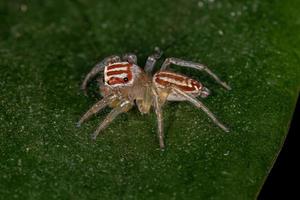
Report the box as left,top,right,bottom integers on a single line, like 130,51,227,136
78,50,231,149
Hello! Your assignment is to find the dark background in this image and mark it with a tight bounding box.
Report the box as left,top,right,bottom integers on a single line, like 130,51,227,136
258,96,299,199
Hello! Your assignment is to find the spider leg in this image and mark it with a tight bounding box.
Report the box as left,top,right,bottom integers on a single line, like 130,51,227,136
91,100,132,140
161,57,231,90
152,87,165,149
122,53,137,64
77,94,116,127
144,47,163,74
171,87,229,132
81,55,121,95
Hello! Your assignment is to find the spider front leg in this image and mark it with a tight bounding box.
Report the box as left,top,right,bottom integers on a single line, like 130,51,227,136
152,87,165,149
91,100,133,140
81,55,121,95
171,87,229,132
144,47,163,74
77,94,116,127
161,58,231,90
122,53,137,64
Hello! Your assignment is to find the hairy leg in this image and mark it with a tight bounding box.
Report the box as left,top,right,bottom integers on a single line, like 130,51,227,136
171,87,229,132
122,53,137,64
152,87,165,149
91,100,132,140
161,57,231,90
144,47,163,74
77,94,116,127
81,55,121,95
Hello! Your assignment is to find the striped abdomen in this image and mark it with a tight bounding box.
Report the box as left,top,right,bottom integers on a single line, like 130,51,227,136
104,62,141,87
153,71,203,96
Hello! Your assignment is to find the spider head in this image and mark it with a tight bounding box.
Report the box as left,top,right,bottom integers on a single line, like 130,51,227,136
104,62,141,88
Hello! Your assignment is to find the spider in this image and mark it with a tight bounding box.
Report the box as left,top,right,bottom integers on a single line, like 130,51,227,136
77,49,231,149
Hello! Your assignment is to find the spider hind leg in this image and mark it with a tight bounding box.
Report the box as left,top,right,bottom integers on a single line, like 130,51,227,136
171,87,229,132
152,87,165,149
160,57,231,90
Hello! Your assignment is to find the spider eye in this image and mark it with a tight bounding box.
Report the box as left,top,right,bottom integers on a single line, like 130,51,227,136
123,77,129,82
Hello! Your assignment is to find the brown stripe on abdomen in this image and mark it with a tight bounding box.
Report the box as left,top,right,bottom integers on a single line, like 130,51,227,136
157,71,187,82
106,70,129,76
107,62,132,70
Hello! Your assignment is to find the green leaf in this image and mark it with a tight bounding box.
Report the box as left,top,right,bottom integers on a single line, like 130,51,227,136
1,0,299,199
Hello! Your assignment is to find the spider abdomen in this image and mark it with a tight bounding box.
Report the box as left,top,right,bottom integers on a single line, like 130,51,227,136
153,71,203,93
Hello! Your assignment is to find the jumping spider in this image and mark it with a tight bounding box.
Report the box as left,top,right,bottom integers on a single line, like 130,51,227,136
77,49,231,149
